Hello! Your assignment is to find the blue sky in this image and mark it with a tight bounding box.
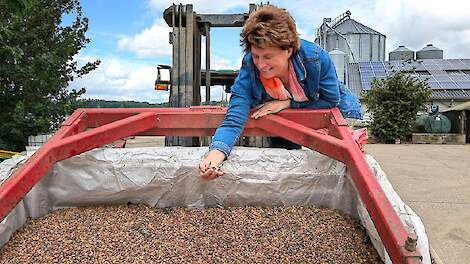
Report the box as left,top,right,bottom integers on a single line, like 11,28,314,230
69,0,470,103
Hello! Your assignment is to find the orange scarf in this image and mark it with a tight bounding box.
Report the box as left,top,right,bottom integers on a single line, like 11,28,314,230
259,60,308,102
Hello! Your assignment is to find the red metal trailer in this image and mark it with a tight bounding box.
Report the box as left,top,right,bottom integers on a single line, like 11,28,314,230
0,107,422,263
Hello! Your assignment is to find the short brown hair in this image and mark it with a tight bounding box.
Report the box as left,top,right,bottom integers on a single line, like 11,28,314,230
240,5,300,53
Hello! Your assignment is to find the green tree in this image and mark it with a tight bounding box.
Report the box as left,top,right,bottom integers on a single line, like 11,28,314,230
363,72,432,143
0,0,100,151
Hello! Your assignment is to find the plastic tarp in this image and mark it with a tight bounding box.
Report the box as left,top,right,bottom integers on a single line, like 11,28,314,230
0,147,430,263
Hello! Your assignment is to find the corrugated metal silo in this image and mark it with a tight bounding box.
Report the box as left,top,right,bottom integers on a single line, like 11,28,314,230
329,48,346,83
316,11,386,63
416,44,443,59
389,45,414,61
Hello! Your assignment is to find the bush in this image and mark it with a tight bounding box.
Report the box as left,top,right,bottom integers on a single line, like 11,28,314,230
363,72,432,143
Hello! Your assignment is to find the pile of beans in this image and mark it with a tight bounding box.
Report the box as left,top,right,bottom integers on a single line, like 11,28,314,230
0,204,382,263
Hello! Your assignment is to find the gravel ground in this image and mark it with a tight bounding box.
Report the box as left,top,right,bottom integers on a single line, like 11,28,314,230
0,204,382,263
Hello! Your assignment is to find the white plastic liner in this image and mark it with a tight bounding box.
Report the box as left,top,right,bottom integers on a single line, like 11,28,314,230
0,147,430,263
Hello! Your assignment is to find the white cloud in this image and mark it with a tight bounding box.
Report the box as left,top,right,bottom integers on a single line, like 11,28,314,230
69,55,168,103
73,0,470,105
198,38,242,70
69,53,240,104
370,0,470,58
117,19,172,58
273,0,470,58
297,28,316,43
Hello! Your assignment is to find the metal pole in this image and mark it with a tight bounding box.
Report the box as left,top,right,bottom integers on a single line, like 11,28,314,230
205,23,211,104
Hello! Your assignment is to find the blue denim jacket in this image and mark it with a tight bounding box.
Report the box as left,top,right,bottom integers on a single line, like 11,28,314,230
209,39,362,157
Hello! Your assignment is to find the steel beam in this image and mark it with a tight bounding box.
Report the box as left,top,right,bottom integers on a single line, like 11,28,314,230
197,14,247,27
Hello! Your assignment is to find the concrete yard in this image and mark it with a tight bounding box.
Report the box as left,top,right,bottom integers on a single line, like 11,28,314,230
366,144,470,264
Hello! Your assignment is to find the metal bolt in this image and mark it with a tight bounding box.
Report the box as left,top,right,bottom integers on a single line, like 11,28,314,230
405,232,418,252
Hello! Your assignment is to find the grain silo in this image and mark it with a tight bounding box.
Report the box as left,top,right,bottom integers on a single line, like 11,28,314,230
416,44,443,59
389,45,414,61
329,48,346,83
315,11,386,63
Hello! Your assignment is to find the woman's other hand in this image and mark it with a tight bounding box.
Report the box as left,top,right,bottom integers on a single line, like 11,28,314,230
251,99,290,119
199,149,226,180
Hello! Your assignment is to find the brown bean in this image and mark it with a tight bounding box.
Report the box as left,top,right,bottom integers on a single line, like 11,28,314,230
0,204,382,263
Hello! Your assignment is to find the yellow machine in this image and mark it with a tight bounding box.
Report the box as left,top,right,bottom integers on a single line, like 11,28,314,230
0,150,21,161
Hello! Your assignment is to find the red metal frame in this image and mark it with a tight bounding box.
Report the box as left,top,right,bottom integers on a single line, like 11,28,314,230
0,107,422,263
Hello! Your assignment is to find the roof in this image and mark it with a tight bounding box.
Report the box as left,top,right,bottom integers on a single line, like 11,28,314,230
348,59,470,100
419,44,442,52
441,101,470,112
432,90,470,99
330,19,384,36
391,46,414,53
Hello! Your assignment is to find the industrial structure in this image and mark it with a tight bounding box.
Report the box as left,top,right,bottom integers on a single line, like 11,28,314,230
315,11,386,87
315,11,470,111
314,10,469,143
346,42,470,143
157,3,255,146
315,10,386,64
389,45,415,61
161,4,254,108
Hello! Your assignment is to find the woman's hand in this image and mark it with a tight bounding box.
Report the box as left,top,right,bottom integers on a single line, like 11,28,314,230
199,149,226,180
251,99,290,119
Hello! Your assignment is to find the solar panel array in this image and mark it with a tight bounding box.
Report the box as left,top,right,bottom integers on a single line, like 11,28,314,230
358,59,470,90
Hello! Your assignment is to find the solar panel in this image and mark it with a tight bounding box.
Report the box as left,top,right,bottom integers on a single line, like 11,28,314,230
448,59,466,69
437,81,459,89
372,68,385,72
456,81,470,89
375,72,387,77
361,82,371,90
424,64,440,70
358,59,470,95
448,59,465,70
428,70,446,75
427,82,441,88
462,59,470,68
413,64,426,71
450,75,467,81
433,75,452,81
435,60,451,69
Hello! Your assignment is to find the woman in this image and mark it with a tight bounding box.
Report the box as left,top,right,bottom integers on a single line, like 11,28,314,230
199,5,361,180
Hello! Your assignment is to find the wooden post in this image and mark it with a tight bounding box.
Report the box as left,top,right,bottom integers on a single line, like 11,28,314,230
166,4,199,146
205,23,211,104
